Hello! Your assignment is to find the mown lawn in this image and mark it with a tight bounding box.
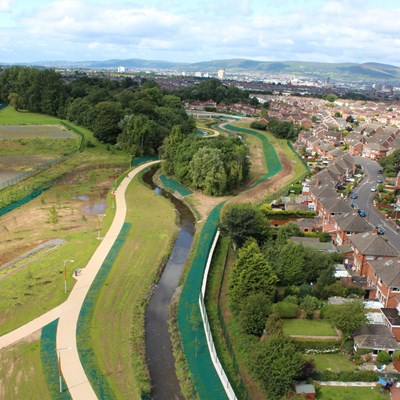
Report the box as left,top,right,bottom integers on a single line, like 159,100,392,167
306,353,357,372
89,173,177,398
0,334,50,400
283,319,337,336
0,106,60,125
317,386,388,400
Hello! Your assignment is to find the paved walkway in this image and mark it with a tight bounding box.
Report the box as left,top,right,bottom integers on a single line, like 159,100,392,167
0,161,160,399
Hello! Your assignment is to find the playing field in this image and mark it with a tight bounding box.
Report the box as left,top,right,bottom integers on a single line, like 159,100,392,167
0,124,74,138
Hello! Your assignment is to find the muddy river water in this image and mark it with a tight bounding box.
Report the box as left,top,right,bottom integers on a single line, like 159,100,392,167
143,168,195,400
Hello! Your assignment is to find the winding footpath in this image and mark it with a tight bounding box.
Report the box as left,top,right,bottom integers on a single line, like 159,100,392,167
0,160,160,399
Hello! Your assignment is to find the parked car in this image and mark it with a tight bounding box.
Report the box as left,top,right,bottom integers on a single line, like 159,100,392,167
350,193,358,199
377,176,383,183
351,203,359,209
358,209,366,217
371,187,377,192
376,224,385,235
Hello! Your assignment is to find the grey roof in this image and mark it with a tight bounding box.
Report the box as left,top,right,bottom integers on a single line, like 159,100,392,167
295,383,316,395
290,237,335,251
350,232,399,257
353,324,400,351
309,184,337,199
328,148,345,158
337,244,354,254
334,212,372,233
296,217,320,229
321,197,354,214
369,257,400,288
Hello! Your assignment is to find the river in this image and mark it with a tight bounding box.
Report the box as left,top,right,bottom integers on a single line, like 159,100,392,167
143,168,195,400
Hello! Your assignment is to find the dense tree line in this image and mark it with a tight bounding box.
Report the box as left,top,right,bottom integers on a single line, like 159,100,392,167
0,66,195,152
176,78,250,105
379,148,400,177
160,134,249,196
250,118,301,140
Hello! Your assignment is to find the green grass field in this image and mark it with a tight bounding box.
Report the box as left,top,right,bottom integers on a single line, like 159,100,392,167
0,167,118,336
317,386,388,400
0,106,60,125
306,353,357,372
283,319,338,336
89,174,177,398
0,335,50,399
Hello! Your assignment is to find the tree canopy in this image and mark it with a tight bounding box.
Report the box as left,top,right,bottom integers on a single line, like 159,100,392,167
229,239,277,310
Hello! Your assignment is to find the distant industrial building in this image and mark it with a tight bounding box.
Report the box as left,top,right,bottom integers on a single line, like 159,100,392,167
117,66,126,73
217,69,225,79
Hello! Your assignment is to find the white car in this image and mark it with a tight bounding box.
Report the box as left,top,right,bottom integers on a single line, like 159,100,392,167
371,187,377,192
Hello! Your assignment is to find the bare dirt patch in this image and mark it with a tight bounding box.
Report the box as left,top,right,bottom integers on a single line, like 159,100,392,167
232,151,294,204
0,125,74,138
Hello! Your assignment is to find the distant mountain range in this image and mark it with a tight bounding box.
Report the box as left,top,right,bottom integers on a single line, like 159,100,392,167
5,58,400,83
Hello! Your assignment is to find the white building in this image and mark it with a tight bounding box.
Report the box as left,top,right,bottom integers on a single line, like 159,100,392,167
117,66,126,73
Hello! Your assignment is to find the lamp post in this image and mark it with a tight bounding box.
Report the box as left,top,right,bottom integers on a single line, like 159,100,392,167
63,260,74,294
97,214,106,240
56,346,71,393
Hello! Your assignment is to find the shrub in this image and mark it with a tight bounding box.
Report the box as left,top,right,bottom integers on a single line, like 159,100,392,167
377,351,391,365
276,301,299,319
283,295,299,304
317,370,378,382
294,339,340,352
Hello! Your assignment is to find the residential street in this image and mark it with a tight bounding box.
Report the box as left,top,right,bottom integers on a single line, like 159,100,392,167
350,157,400,252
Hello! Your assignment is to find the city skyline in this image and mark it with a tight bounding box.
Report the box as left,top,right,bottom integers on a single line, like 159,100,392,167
0,0,400,66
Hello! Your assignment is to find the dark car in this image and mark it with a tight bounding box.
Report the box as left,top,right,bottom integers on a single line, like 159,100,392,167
376,224,385,235
358,209,366,217
350,193,358,199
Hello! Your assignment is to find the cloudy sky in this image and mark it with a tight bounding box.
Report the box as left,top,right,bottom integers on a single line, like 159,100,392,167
1,0,400,65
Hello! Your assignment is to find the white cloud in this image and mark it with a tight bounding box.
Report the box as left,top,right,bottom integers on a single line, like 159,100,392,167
0,0,399,65
0,0,12,12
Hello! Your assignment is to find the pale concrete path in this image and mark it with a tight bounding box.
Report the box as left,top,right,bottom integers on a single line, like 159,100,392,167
0,160,160,400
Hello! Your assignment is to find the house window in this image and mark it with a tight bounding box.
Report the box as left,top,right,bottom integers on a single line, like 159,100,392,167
378,278,382,285
366,256,374,260
374,272,377,278
392,288,400,293
377,257,382,261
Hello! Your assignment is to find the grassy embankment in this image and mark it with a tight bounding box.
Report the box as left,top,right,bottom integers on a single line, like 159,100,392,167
0,334,50,400
205,122,310,399
87,173,177,398
0,108,129,335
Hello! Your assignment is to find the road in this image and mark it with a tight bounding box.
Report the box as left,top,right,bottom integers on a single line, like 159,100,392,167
349,157,400,252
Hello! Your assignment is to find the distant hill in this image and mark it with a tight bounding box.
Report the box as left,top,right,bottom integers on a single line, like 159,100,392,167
7,58,400,83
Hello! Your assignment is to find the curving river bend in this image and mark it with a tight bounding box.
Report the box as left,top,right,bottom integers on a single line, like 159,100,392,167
143,168,195,400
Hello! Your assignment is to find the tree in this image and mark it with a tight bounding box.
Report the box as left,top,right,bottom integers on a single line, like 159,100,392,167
238,293,272,336
325,300,368,338
93,101,122,143
265,241,305,286
229,239,277,310
323,93,338,103
189,147,227,196
219,203,271,248
265,308,283,335
300,295,320,319
48,205,59,229
251,335,304,400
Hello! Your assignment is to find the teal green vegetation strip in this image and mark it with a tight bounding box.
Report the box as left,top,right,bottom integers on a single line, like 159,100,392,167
41,319,72,400
177,202,229,400
76,223,131,400
132,155,159,167
223,123,282,187
160,175,193,197
0,187,49,217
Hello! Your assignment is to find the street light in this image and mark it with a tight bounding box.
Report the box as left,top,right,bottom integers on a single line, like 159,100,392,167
56,346,71,393
97,214,106,240
63,260,74,294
